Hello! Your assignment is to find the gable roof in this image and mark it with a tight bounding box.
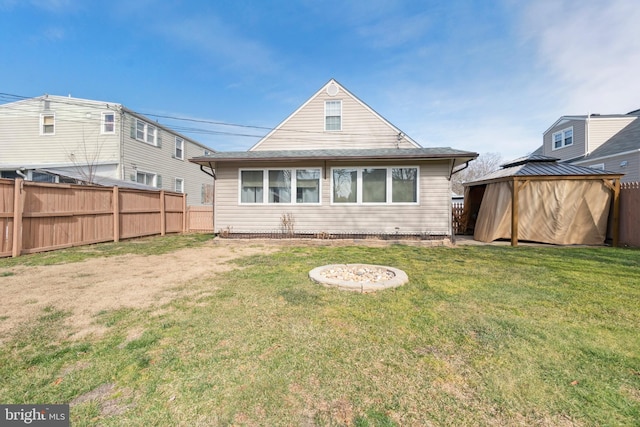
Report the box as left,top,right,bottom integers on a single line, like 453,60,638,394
249,79,421,150
465,155,622,187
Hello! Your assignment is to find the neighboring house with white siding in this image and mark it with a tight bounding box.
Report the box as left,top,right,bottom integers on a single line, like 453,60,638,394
535,109,640,182
190,79,478,238
0,95,215,205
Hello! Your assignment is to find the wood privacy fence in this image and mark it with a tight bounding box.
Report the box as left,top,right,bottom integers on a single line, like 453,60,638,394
187,206,214,232
620,182,640,247
1,178,188,258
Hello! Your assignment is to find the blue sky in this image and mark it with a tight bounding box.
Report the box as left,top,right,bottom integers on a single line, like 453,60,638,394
1,0,639,161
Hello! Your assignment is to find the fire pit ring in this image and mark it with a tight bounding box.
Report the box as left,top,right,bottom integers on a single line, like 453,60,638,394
309,264,408,293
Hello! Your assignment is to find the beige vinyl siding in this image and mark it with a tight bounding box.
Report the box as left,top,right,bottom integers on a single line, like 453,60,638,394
0,97,120,169
543,119,585,160
587,116,637,153
214,160,452,235
253,90,416,151
121,113,214,206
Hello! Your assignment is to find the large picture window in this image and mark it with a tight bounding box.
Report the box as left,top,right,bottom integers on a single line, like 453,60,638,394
332,167,418,204
296,169,320,203
240,168,321,204
241,170,264,203
269,170,291,203
392,168,418,203
333,169,357,203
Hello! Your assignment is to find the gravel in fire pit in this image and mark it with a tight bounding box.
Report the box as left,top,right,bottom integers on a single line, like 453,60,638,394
319,265,395,283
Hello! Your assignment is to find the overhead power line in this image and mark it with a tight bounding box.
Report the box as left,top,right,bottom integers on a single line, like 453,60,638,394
0,91,409,144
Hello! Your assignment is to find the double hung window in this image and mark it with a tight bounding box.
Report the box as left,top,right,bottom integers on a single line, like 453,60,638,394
41,114,55,135
552,127,573,150
325,100,342,131
175,137,184,160
135,119,157,146
102,112,115,134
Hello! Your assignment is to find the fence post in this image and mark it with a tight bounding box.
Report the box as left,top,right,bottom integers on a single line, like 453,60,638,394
160,190,166,236
183,193,187,233
113,186,120,243
612,178,620,247
12,178,24,257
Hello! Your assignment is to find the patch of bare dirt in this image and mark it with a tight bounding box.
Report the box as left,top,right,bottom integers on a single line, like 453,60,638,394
0,239,276,342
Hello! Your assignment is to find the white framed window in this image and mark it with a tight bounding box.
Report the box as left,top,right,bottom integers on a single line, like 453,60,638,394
102,112,115,134
135,171,157,187
134,119,157,146
239,168,321,204
331,166,419,205
590,163,605,171
174,137,184,160
175,178,184,193
40,113,55,135
325,100,342,131
552,127,573,150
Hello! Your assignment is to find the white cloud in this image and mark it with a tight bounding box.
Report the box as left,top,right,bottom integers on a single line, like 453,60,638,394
523,0,640,114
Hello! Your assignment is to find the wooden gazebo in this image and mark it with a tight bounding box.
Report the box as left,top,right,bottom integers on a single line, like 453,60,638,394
462,155,623,246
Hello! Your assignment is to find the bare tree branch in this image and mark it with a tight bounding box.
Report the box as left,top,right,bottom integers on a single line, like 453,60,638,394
452,152,503,195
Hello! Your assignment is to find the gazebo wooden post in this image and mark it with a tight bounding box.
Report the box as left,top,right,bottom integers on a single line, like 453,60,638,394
511,178,519,247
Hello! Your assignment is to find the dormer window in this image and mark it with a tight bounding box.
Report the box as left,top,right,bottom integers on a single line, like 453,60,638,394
325,100,342,131
552,127,573,150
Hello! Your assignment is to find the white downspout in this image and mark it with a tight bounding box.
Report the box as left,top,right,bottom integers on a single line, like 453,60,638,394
585,113,590,157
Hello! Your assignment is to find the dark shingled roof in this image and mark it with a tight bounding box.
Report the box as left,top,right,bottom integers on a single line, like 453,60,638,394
465,155,623,186
191,147,478,164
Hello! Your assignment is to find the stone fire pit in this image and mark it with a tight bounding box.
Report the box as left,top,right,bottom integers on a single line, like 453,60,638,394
309,264,408,293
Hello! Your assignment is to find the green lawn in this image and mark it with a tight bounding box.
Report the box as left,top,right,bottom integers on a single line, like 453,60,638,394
1,237,639,426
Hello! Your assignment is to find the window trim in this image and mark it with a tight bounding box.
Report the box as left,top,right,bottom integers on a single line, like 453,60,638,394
238,168,322,205
551,126,573,150
40,113,55,135
589,163,605,171
175,177,184,193
325,100,342,131
135,170,157,187
101,112,116,134
134,118,158,146
174,137,184,160
330,166,420,205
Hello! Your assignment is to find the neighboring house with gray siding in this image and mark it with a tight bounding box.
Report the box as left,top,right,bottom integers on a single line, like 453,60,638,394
0,95,215,205
536,109,640,182
191,79,478,238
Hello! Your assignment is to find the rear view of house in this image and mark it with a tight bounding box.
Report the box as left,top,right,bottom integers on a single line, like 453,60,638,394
191,79,477,239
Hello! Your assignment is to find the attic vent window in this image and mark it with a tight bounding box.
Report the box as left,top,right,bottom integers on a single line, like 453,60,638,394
326,82,339,96
325,100,342,131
